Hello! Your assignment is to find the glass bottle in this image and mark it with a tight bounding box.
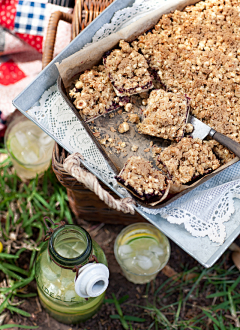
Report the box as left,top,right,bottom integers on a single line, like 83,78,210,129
35,220,108,324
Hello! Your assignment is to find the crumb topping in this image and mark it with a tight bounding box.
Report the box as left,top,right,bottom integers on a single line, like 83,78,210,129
134,0,240,147
104,40,153,96
69,65,124,121
157,137,220,184
207,140,236,164
116,156,168,198
138,90,189,141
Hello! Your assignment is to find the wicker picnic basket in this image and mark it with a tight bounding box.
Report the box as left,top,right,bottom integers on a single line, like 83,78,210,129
42,0,145,224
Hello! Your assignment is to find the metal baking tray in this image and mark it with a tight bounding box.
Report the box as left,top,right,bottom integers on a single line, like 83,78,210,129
57,54,236,210
12,0,240,267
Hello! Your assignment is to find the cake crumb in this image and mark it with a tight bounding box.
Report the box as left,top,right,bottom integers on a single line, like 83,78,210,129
118,122,130,133
110,127,116,133
131,145,139,152
128,114,140,124
185,123,194,133
124,103,133,112
144,148,150,152
152,147,162,157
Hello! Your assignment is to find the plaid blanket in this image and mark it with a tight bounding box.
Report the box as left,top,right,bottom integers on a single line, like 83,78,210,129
0,0,73,136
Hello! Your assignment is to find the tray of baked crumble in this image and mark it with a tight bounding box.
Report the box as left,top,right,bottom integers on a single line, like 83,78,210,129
13,0,240,267
56,0,240,208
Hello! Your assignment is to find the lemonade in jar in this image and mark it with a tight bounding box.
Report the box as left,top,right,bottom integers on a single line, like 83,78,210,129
35,220,109,324
114,223,170,284
5,114,54,180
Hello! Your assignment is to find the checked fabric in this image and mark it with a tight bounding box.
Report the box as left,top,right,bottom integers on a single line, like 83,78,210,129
0,0,73,136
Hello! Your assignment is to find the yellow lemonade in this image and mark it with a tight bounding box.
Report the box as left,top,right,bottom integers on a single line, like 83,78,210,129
5,115,54,180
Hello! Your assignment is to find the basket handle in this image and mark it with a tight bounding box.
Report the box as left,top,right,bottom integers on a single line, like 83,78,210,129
42,11,73,69
63,153,136,214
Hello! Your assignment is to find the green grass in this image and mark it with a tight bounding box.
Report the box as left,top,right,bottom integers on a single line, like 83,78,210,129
0,145,72,327
134,260,240,330
0,144,240,330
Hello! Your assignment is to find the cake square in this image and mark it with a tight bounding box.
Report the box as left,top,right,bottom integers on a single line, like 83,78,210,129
138,89,192,141
103,40,153,97
116,156,170,205
69,65,128,121
157,137,220,185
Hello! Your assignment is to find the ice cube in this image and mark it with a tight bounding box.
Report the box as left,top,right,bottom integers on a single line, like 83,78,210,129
22,150,39,163
15,131,28,147
65,290,76,302
118,245,133,259
151,246,164,257
136,255,153,270
123,258,136,272
42,266,58,281
60,276,73,287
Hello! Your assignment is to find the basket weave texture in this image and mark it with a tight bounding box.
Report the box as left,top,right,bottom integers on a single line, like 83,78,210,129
44,0,145,224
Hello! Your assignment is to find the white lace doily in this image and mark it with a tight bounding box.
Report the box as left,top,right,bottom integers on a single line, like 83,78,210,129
27,0,240,245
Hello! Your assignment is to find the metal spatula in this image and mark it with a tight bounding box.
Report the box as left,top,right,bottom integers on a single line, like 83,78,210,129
190,116,240,158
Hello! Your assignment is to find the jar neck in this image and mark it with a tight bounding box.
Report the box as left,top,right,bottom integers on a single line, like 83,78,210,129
48,225,92,269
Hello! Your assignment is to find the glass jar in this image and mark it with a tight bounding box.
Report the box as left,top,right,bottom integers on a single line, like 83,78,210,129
4,114,54,181
35,223,108,324
114,223,170,284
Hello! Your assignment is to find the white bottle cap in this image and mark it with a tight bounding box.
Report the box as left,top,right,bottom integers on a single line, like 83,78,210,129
74,263,109,298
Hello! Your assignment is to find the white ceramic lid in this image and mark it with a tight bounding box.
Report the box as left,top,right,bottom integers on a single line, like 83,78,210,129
74,263,109,298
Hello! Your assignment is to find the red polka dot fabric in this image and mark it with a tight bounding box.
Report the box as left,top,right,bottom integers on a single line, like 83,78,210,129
0,0,18,30
15,33,43,53
0,60,26,85
0,0,45,53
0,1,72,136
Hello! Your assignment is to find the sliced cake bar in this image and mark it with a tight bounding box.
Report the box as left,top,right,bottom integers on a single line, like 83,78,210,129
138,89,192,141
69,65,128,121
157,137,220,185
103,40,153,97
116,156,169,205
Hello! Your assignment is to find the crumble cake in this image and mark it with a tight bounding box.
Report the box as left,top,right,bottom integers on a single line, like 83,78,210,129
157,137,220,185
138,89,191,141
69,65,128,121
103,40,153,97
133,0,240,160
116,156,169,204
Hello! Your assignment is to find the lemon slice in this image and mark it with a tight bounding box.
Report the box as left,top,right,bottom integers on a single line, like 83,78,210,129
127,237,159,252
